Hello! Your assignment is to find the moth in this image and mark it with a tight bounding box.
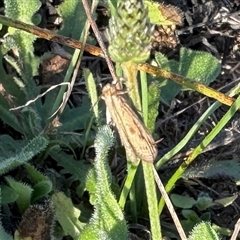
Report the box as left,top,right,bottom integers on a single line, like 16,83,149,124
102,83,157,163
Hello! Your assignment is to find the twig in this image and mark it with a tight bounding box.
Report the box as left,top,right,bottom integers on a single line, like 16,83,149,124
152,166,187,240
82,0,119,84
0,15,237,109
231,218,240,240
9,82,70,112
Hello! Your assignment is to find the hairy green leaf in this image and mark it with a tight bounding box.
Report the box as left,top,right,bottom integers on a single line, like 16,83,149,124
24,163,48,184
5,177,33,213
188,222,219,240
170,193,196,209
50,151,91,197
84,68,99,120
57,0,86,40
147,81,161,133
153,52,181,105
179,47,221,85
1,185,18,204
58,98,92,132
0,135,48,175
32,180,53,203
85,168,97,205
182,209,200,222
5,0,41,77
154,47,221,105
52,192,84,240
81,126,128,240
196,192,213,211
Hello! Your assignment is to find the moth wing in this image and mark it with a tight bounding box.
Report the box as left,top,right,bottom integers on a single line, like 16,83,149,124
103,86,138,162
103,84,157,163
111,95,157,163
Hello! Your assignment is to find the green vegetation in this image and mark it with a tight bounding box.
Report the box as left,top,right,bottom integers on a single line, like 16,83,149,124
0,0,237,239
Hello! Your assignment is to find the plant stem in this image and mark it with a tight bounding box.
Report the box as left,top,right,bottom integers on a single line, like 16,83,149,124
158,91,240,214
121,61,141,111
142,161,162,240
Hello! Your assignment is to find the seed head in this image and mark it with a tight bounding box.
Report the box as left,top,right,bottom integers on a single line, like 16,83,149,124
107,0,154,63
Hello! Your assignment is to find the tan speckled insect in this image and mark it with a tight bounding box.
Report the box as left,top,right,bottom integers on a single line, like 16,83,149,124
102,83,157,163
